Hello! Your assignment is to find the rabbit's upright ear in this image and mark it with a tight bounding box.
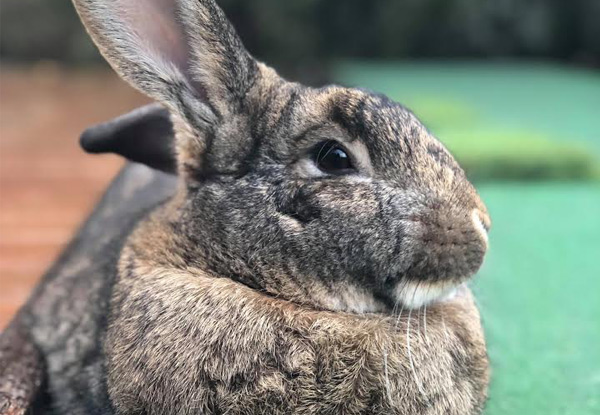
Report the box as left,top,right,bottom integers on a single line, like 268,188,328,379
73,0,259,130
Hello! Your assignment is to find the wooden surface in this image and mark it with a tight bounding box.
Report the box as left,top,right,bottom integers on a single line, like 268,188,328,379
0,65,148,329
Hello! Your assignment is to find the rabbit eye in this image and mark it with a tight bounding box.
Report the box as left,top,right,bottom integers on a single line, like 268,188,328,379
312,140,354,175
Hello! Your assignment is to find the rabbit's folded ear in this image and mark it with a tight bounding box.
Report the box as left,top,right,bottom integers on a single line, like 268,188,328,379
80,104,177,174
73,0,260,129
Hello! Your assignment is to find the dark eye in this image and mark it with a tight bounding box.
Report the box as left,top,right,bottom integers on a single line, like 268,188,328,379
312,140,354,175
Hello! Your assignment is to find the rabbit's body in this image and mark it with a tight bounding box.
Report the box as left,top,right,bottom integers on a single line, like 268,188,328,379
112,241,488,415
3,163,487,415
1,0,493,413
106,195,489,415
1,164,176,414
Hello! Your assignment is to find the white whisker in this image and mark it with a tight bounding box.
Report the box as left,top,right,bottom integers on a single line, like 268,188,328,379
406,306,426,398
423,304,429,345
416,304,422,338
441,310,450,343
394,280,409,330
383,345,392,404
423,284,431,345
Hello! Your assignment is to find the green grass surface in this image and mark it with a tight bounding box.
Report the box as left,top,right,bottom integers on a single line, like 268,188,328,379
333,61,600,181
474,183,600,415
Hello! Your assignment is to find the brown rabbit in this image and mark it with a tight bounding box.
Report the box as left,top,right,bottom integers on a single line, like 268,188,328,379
0,0,491,413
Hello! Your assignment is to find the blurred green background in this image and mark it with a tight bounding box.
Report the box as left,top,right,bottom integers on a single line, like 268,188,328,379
1,1,599,414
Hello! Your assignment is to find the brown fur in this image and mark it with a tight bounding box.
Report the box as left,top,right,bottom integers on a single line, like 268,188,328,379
107,206,489,414
0,322,44,415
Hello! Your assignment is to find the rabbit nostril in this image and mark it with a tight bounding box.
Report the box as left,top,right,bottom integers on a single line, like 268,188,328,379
471,209,489,244
478,210,491,231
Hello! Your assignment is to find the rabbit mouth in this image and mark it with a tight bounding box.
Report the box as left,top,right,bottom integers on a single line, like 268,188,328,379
391,279,461,309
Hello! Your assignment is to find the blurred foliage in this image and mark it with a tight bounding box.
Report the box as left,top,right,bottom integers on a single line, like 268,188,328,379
1,0,599,81
0,0,101,64
400,98,600,182
443,129,600,182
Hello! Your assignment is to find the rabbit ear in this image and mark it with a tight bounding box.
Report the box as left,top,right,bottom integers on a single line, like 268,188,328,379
80,104,177,174
73,0,259,128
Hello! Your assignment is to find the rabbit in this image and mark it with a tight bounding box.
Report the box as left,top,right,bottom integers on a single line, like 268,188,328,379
0,0,491,413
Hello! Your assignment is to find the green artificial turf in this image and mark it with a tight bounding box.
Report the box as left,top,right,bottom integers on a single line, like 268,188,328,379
333,61,600,181
474,183,600,415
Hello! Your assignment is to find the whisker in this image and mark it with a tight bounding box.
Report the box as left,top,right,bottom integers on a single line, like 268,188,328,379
383,345,392,404
423,284,432,345
391,291,401,316
416,303,422,338
441,309,450,343
394,280,409,330
395,302,406,331
423,303,429,345
406,306,426,398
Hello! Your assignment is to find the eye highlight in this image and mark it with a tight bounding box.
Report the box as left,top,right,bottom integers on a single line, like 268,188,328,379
312,140,355,175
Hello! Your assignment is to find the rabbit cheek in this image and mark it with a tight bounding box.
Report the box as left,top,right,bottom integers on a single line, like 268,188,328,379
274,187,322,226
202,117,254,175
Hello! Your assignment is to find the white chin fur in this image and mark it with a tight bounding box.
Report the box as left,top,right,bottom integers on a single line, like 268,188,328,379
319,285,387,314
393,280,459,309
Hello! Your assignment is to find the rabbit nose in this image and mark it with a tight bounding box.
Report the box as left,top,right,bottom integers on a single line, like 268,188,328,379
403,206,489,283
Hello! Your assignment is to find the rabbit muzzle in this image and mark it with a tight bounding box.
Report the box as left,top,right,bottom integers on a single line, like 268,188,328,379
389,202,490,309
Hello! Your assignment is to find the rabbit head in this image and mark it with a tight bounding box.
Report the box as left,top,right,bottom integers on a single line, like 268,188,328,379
75,0,490,313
